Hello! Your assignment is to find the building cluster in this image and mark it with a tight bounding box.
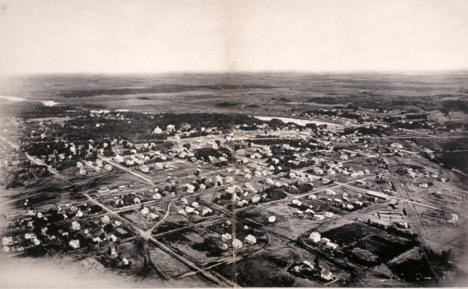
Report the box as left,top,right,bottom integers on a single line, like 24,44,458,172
2,201,132,263
2,104,463,288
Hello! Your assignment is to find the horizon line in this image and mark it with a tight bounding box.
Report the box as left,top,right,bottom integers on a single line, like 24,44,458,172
2,68,468,78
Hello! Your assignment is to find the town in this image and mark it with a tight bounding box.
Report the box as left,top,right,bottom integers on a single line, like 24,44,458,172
1,88,466,288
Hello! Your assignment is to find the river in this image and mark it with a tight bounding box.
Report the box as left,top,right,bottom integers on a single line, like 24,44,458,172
254,115,343,128
0,95,59,107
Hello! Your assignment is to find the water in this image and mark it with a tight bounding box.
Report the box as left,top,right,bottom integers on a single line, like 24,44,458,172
41,100,59,107
0,95,59,107
0,95,27,102
254,115,341,128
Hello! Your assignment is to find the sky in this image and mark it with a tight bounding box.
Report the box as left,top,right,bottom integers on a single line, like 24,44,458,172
0,0,467,75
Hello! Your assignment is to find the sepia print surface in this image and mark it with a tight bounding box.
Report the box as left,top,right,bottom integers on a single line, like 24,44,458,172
0,0,467,288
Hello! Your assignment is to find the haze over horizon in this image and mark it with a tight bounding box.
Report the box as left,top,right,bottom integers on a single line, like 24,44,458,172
1,0,467,75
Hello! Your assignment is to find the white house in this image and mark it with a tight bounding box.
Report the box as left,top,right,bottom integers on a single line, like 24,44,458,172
245,234,257,245
309,232,321,243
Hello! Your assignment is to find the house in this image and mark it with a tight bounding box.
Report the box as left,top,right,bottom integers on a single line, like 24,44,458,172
291,199,302,207
180,123,191,131
315,214,325,220
334,198,343,204
108,234,118,242
309,232,321,243
232,238,243,249
214,175,224,186
226,185,241,194
166,124,175,132
320,268,334,281
391,142,403,149
121,257,130,266
313,167,324,175
141,207,150,215
354,200,363,207
222,233,232,242
139,165,149,173
236,149,246,156
308,194,317,200
153,126,163,134
251,195,261,204
237,199,249,207
101,215,111,224
2,236,14,246
219,156,228,162
245,234,257,245
154,162,164,170
109,246,118,257
185,183,195,193
207,155,217,163
113,198,124,207
69,239,80,249
185,206,195,214
201,207,213,216
449,213,459,225
305,208,315,215
92,237,103,243
326,242,338,250
71,221,81,231
320,237,330,245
